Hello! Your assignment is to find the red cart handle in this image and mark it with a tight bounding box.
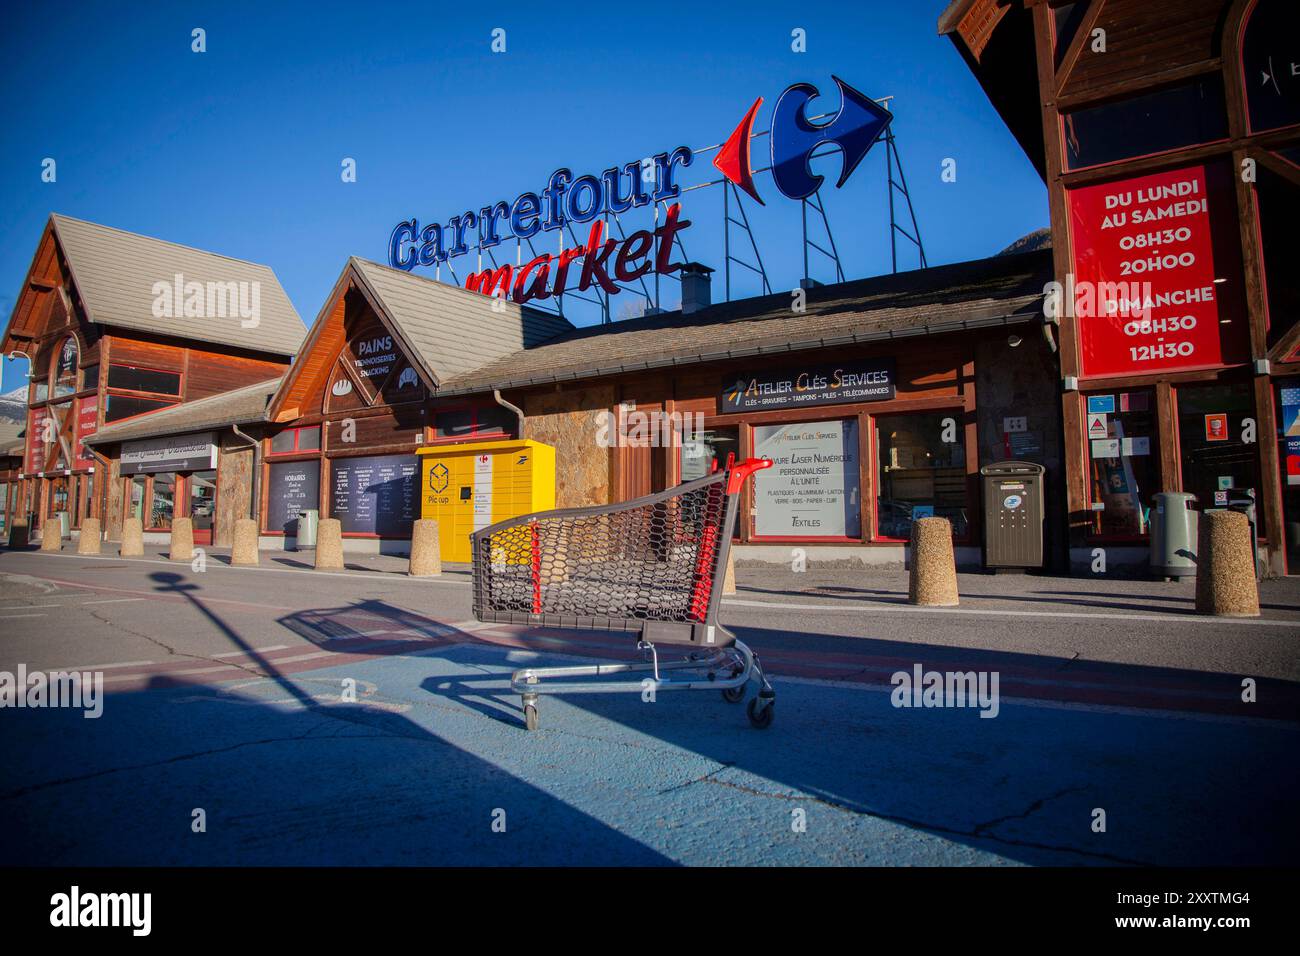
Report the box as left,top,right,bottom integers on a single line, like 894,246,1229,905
726,457,773,494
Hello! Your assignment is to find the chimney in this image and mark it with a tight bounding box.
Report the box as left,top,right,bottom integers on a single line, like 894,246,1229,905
679,262,714,315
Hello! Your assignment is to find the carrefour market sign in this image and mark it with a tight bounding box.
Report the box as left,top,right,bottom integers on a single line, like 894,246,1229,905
388,75,893,308
389,149,694,306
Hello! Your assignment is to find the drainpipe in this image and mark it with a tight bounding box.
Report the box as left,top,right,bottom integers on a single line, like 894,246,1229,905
493,389,525,438
231,423,260,521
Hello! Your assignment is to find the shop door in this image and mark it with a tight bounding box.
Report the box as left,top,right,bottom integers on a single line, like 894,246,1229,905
189,471,217,545
1277,382,1300,573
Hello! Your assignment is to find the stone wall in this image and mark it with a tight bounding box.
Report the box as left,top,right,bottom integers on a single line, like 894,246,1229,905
520,385,614,508
103,457,123,542
215,437,254,548
975,328,1065,570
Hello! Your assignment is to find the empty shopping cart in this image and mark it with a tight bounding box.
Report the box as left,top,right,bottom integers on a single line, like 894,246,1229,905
470,456,776,730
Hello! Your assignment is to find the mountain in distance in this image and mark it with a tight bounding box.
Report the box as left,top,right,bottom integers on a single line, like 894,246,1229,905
0,386,27,424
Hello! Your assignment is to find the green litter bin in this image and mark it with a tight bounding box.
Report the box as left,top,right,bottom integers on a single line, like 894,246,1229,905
297,509,319,549
1150,492,1197,580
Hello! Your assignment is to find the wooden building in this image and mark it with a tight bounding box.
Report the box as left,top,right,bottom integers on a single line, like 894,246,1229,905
0,422,23,538
940,0,1300,574
260,257,570,551
0,215,305,544
257,249,1058,569
430,250,1059,568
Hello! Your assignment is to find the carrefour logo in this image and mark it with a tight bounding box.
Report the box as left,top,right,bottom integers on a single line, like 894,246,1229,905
388,76,888,305
715,75,891,204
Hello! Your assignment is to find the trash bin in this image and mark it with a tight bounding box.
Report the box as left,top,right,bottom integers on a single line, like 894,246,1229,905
1150,492,1198,580
297,509,319,549
980,461,1046,570
1224,488,1261,580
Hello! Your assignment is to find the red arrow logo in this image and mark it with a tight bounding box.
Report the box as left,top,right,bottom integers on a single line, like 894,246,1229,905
713,96,765,205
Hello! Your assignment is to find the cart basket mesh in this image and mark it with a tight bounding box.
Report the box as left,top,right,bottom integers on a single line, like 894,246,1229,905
471,472,732,631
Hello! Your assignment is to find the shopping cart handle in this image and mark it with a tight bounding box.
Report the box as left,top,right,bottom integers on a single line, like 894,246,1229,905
726,457,773,494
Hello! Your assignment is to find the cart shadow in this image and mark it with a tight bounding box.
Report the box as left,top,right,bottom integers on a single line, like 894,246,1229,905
420,621,1300,866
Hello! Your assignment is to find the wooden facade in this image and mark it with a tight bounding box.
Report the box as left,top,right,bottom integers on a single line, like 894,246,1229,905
263,273,512,544
2,219,295,545
945,0,1300,574
495,326,1065,563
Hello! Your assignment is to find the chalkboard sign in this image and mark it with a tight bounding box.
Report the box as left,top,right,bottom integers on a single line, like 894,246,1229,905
267,461,320,535
330,454,419,536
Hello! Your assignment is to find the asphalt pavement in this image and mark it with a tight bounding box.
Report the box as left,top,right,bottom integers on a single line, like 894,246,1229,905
1,544,1297,865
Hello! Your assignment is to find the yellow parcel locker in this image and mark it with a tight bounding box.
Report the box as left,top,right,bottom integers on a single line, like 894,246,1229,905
417,438,555,563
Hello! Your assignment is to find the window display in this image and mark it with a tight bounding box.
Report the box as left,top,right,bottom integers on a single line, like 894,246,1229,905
1086,389,1157,536
680,426,740,482
1176,382,1261,512
752,419,860,537
875,412,967,539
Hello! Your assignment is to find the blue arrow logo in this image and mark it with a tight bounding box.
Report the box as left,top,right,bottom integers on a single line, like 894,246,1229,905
769,75,892,201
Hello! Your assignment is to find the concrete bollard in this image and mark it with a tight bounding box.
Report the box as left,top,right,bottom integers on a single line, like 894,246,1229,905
40,520,62,552
315,518,345,570
722,549,737,595
908,516,959,607
169,517,194,562
231,518,260,566
7,519,29,549
77,518,102,555
1195,510,1260,617
408,519,442,577
120,517,144,557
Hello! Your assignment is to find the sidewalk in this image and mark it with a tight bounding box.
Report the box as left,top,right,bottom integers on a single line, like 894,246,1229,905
38,542,1300,620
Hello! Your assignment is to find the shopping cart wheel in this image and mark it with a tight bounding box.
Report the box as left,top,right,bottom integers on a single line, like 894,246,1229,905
721,686,746,704
524,702,540,731
747,697,774,729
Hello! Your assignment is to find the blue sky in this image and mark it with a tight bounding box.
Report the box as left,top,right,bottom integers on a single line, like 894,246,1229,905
0,0,1046,394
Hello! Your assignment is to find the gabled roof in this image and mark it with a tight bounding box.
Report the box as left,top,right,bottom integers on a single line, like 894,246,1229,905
348,258,573,383
438,249,1053,396
269,257,572,420
85,377,282,446
3,215,306,358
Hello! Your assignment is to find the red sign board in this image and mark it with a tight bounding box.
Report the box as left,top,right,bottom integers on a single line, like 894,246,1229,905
75,396,99,469
1067,164,1245,379
25,407,50,474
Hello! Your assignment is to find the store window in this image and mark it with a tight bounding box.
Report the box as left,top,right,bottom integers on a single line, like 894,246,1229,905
53,338,78,398
875,412,967,539
105,395,177,422
1085,389,1158,537
150,473,176,530
1241,0,1300,134
1062,75,1228,170
680,426,741,482
82,364,99,391
432,406,515,441
48,477,69,517
270,425,321,455
1254,167,1300,349
76,476,92,527
107,364,181,395
1278,382,1300,572
752,419,860,538
1176,382,1261,512
189,470,217,537
128,476,146,521
1052,1,1089,68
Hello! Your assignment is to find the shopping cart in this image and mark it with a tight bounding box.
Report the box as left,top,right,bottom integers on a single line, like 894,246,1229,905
470,456,776,731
